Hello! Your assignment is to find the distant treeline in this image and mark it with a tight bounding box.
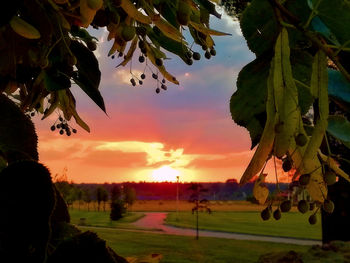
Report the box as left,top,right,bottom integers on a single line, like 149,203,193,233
72,180,289,201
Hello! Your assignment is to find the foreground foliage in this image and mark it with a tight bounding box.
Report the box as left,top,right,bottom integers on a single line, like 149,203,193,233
0,0,227,134
258,240,350,263
228,0,350,224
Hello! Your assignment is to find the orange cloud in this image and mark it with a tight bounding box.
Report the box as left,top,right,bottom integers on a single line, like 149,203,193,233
80,150,147,167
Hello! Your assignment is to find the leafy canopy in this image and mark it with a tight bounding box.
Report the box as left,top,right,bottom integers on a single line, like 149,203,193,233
228,0,350,213
0,0,228,133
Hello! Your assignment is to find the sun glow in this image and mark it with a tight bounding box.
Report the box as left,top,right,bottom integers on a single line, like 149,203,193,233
151,166,180,182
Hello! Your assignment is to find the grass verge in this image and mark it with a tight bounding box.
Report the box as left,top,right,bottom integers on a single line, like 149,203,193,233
70,209,145,229
81,226,310,263
165,211,322,240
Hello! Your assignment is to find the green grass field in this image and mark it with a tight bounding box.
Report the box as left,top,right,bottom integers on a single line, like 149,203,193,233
165,211,322,240
69,209,322,240
69,210,145,229
82,226,310,263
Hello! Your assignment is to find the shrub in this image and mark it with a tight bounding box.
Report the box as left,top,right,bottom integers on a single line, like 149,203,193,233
110,200,126,221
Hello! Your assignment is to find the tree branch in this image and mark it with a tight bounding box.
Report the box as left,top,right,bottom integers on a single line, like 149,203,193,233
268,0,350,83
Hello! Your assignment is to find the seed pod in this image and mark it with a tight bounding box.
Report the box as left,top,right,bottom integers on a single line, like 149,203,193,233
280,200,292,212
186,58,193,65
205,51,211,59
282,157,293,172
185,51,192,59
324,171,337,185
86,41,97,51
297,200,308,214
139,55,145,63
322,199,334,213
273,209,281,220
260,207,271,221
121,25,136,42
309,214,317,225
155,58,163,66
193,52,201,61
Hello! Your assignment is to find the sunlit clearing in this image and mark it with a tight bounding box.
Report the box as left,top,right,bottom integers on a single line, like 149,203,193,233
151,166,180,182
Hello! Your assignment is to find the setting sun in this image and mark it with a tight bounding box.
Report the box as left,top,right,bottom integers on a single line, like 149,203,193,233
151,166,180,182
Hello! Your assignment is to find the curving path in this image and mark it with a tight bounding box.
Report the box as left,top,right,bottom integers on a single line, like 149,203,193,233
132,212,322,246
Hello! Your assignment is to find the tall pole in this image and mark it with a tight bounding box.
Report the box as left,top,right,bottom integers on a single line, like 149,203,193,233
176,176,179,221
196,200,199,240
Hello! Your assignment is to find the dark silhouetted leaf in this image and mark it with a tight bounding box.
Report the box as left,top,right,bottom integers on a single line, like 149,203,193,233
328,69,350,113
70,40,106,113
327,115,350,149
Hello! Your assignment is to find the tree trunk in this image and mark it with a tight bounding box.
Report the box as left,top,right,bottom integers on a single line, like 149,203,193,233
196,201,199,240
322,177,350,243
321,131,350,244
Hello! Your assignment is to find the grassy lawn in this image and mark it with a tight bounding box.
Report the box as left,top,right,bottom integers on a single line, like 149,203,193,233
165,211,322,240
69,209,145,229
82,226,310,263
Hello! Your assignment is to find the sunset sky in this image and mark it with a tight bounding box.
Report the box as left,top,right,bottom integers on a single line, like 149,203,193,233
33,7,286,184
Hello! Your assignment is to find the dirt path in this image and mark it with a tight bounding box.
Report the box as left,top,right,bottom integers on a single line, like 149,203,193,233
132,212,321,246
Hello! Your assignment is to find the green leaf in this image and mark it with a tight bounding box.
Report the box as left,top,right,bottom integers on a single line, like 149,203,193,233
43,71,67,91
194,0,221,19
316,0,350,45
148,27,189,63
0,94,38,161
70,40,106,113
231,55,270,149
327,115,350,149
231,50,313,149
328,69,350,112
239,0,278,56
290,50,314,115
240,0,312,56
311,16,340,45
155,1,179,29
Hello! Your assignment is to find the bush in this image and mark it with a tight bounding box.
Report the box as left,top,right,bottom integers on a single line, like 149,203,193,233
110,200,126,221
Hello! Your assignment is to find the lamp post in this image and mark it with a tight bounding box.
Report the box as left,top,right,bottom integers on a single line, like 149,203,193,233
176,175,179,221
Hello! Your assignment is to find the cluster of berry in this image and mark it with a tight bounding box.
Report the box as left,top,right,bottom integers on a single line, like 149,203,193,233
50,117,77,136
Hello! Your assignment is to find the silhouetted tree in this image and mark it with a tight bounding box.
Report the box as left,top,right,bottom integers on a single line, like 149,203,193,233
83,189,92,212
123,186,136,212
188,183,212,240
96,186,108,212
110,185,122,202
110,200,126,221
